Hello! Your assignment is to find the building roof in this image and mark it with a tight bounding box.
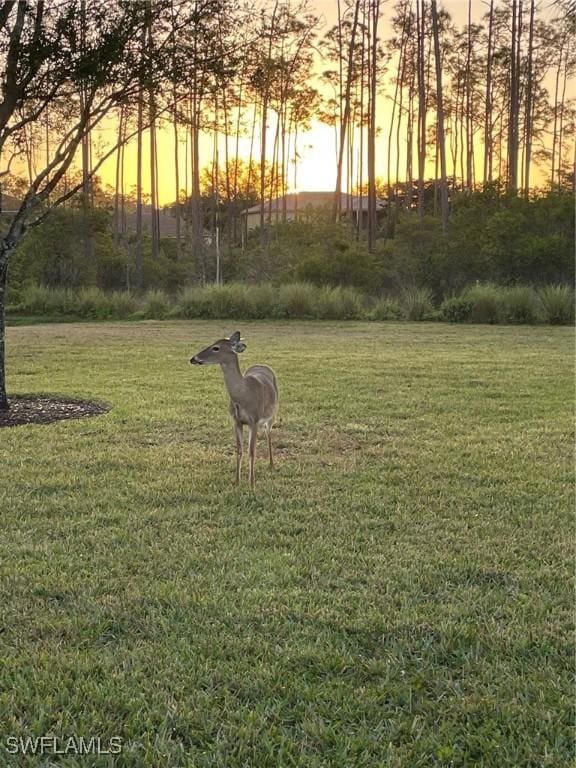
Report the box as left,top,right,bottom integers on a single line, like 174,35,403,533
243,191,386,214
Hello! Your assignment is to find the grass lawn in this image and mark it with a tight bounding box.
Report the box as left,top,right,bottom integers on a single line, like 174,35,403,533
0,320,573,767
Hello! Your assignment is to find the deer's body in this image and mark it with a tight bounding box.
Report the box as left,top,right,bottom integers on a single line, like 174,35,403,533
190,332,278,488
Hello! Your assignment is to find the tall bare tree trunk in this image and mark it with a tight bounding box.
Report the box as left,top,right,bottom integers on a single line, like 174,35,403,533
458,78,465,188
416,0,426,218
265,108,279,227
368,0,380,250
113,105,125,246
556,40,570,185
508,0,522,193
213,97,221,284
173,93,181,258
147,1,160,259
119,122,126,259
483,0,494,186
465,0,473,190
405,66,415,211
395,33,408,211
233,65,245,243
550,45,562,188
522,0,535,197
387,4,409,204
431,0,449,232
358,23,365,237
221,82,232,253
333,0,361,222
453,72,462,189
191,77,204,282
259,1,279,246
135,83,144,290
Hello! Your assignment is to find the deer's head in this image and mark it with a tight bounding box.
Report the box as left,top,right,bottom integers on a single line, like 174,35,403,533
190,331,246,366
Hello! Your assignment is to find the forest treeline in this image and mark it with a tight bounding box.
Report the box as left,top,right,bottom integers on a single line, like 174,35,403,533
7,187,574,299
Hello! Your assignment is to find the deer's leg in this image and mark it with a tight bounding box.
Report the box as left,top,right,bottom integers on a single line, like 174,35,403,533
234,421,243,485
248,425,257,489
266,423,274,469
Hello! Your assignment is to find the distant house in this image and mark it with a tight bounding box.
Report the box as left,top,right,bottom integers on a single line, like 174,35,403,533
124,205,180,239
242,191,387,230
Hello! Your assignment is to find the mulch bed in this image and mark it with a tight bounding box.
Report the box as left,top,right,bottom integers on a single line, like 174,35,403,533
0,395,110,428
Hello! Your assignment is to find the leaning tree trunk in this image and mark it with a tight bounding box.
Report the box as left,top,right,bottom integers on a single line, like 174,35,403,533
0,230,22,411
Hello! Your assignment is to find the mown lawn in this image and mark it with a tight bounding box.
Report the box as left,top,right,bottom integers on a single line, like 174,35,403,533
0,320,573,768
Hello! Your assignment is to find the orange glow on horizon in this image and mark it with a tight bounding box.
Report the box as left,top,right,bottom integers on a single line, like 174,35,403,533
11,0,564,203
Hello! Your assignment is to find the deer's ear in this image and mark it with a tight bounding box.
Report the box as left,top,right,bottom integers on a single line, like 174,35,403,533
236,341,247,353
229,331,241,343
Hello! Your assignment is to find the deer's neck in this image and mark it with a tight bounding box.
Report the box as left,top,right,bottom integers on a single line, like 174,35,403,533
220,357,245,401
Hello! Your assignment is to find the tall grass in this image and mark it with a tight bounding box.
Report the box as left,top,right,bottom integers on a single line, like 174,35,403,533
7,281,575,325
142,289,170,319
440,295,473,323
312,285,365,320
109,291,140,319
501,285,541,324
16,284,77,315
538,284,575,325
369,297,403,321
75,287,115,319
400,287,435,321
16,284,139,319
244,283,278,319
176,284,260,319
462,283,504,324
276,283,318,319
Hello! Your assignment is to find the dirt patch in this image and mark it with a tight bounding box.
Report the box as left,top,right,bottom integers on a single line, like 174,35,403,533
0,395,109,428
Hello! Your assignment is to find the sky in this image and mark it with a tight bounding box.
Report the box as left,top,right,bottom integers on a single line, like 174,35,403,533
78,1,567,202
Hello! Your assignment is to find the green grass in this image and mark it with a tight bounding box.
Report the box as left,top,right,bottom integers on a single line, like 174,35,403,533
0,321,573,767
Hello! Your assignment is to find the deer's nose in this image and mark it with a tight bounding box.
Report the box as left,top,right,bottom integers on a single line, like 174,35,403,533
191,356,203,365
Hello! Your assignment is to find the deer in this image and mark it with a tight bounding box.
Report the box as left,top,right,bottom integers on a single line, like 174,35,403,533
190,331,279,489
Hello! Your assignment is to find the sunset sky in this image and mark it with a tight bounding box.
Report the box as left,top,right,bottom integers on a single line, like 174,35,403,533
84,0,561,203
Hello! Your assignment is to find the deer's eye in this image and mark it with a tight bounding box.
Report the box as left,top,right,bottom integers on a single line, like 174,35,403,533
212,345,220,352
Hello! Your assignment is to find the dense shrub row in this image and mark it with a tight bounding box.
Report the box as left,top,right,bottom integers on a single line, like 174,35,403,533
9,282,574,325
6,191,574,296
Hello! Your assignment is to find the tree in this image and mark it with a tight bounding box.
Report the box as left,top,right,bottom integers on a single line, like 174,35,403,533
332,0,362,221
367,0,382,250
507,0,522,193
431,0,449,231
0,0,168,409
483,0,495,186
